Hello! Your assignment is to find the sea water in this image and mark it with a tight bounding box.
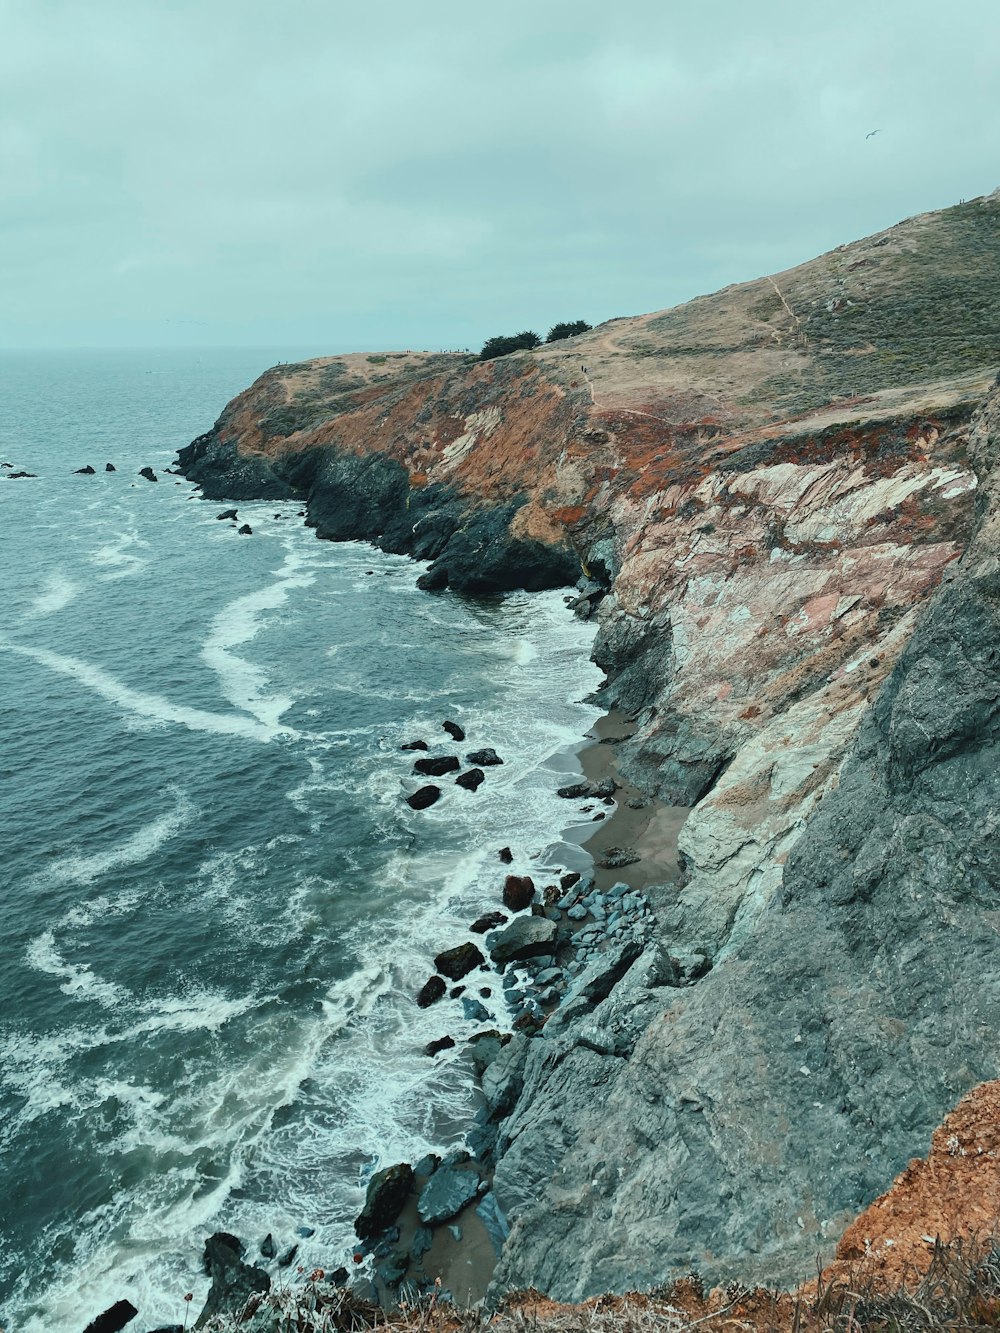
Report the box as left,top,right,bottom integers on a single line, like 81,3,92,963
0,349,602,1331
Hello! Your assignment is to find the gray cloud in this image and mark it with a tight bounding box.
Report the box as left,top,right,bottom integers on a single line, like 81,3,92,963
1,0,998,348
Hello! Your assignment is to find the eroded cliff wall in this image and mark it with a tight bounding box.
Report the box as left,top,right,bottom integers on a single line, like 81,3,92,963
178,191,1000,1295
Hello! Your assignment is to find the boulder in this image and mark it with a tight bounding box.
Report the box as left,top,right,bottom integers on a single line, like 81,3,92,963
354,1162,414,1240
487,916,558,965
6,471,37,478
203,1232,244,1273
556,781,591,799
498,846,513,863
413,754,460,777
462,996,491,1023
467,748,503,766
598,846,640,869
216,508,238,520
443,720,466,741
417,1165,481,1224
82,1301,138,1333
456,767,485,791
277,1244,298,1267
237,523,253,535
195,1233,269,1328
502,875,535,912
74,465,96,475
407,785,441,810
560,871,582,890
425,1035,456,1056
138,466,157,482
260,1233,276,1259
416,975,446,1007
104,462,116,472
434,942,485,980
400,739,429,751
470,911,507,934
375,1247,409,1286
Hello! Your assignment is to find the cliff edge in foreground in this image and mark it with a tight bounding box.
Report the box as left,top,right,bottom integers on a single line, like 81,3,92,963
179,190,1000,1295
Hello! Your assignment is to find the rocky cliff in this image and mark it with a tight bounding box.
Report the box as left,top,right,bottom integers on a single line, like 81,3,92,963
178,190,1000,1296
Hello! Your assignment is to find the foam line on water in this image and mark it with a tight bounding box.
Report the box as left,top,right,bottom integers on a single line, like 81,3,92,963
200,544,315,727
26,572,79,618
89,529,150,582
0,640,293,742
24,931,127,1010
41,787,194,887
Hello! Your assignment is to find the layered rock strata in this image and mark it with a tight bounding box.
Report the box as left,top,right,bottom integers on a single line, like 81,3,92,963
178,192,1000,1295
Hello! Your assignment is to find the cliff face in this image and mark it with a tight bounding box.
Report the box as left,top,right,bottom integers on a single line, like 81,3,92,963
179,191,1000,1295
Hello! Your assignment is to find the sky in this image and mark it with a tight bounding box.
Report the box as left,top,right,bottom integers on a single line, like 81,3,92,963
2,0,998,351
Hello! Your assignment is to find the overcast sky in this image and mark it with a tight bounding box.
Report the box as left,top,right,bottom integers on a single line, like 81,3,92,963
2,0,998,350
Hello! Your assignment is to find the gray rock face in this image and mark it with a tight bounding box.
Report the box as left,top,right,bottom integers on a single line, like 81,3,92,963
417,1164,481,1224
487,916,557,965
483,378,1000,1300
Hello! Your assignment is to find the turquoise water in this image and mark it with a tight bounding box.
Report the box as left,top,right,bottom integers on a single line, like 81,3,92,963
0,349,601,1331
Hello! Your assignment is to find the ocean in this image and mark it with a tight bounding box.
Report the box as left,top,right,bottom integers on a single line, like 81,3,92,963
0,348,602,1331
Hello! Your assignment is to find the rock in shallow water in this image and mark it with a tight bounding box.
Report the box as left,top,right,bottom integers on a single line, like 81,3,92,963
470,910,507,934
467,747,503,766
196,1233,269,1327
413,754,460,777
456,767,485,791
354,1162,414,1239
406,785,441,810
434,941,485,980
81,1300,138,1333
502,874,535,911
416,975,446,1007
443,719,466,741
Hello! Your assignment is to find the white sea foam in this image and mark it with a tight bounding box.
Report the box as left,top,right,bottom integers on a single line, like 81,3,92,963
42,789,194,887
0,640,292,741
27,572,79,617
89,530,150,581
25,932,129,1009
200,545,315,727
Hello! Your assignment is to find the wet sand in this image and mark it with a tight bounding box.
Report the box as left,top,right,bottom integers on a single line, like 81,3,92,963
576,711,689,896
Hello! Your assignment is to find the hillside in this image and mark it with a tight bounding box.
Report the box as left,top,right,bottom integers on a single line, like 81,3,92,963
178,189,1000,1301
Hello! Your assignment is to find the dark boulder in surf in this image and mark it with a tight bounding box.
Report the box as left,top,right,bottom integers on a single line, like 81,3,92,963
470,911,507,934
434,942,485,981
503,875,535,912
197,1233,269,1327
407,785,441,810
75,465,96,475
138,466,157,482
425,1035,456,1056
456,768,485,791
413,754,460,777
416,975,446,1007
400,739,429,752
217,509,238,520
354,1162,414,1239
81,1300,138,1333
238,524,253,535
443,720,466,741
105,463,116,472
467,748,503,766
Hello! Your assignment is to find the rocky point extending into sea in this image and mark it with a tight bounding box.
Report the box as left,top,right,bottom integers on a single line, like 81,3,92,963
148,189,1000,1332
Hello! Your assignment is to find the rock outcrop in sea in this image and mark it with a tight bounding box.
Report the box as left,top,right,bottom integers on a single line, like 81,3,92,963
177,191,1000,1298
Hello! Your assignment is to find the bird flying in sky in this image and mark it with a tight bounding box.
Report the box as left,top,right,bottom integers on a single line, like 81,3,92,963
866,129,882,139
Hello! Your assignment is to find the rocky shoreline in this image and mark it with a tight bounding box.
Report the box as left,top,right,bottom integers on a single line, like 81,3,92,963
159,191,1000,1318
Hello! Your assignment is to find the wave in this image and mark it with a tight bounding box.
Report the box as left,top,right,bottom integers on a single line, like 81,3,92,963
0,640,293,742
26,572,79,618
42,788,194,888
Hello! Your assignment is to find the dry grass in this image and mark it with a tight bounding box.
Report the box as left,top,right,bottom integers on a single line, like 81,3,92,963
202,1235,1000,1333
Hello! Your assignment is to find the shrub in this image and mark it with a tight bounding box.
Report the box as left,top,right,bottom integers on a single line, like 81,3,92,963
546,319,592,342
478,331,542,361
